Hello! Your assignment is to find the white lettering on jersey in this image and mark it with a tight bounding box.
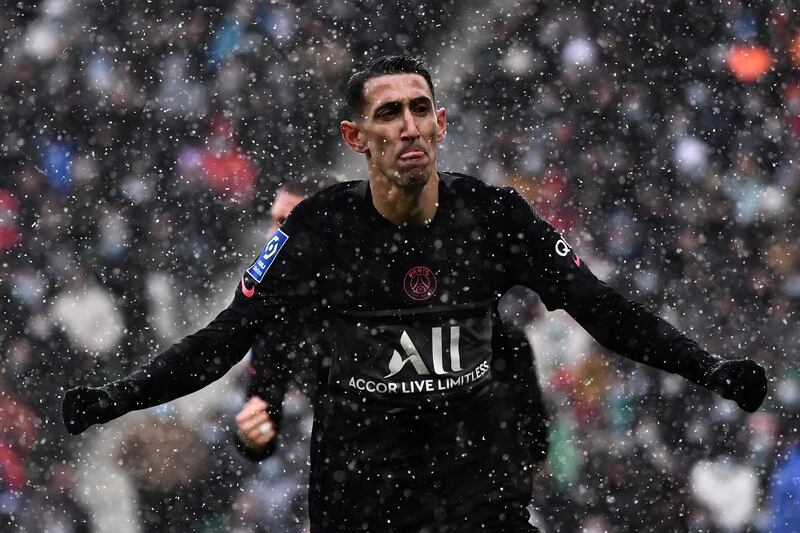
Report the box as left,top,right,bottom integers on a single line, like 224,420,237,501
348,359,490,396
431,327,444,374
384,326,463,378
385,331,430,378
555,237,572,257
449,326,463,372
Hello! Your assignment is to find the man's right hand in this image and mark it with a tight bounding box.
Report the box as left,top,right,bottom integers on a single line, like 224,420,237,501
62,386,118,435
235,396,276,451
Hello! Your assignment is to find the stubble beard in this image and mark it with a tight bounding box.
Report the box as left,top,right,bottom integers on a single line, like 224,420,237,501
393,167,429,195
370,146,435,196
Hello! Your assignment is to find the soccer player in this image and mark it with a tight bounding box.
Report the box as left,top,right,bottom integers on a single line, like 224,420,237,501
234,182,550,528
234,182,549,462
64,55,767,531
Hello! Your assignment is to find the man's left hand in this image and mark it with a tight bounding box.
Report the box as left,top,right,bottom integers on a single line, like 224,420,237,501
708,359,768,413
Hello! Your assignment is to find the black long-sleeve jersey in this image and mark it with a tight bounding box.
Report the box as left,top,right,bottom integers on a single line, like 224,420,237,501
237,306,549,472
232,322,320,461
105,172,723,531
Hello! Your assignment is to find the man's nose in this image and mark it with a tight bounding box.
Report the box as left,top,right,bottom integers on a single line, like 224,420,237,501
400,108,420,139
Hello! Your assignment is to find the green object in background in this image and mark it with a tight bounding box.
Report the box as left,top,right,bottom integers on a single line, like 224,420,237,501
608,390,635,435
548,415,579,490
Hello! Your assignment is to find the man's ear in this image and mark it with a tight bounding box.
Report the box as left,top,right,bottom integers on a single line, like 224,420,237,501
435,107,446,142
341,120,367,153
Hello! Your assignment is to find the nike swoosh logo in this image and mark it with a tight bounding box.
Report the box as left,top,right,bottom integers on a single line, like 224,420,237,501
241,276,255,298
573,255,581,267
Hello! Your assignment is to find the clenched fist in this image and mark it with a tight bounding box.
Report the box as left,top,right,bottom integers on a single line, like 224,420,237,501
708,359,768,413
62,386,118,435
235,396,276,451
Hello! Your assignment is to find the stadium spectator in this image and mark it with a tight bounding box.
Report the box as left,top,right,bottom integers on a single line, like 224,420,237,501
768,406,800,532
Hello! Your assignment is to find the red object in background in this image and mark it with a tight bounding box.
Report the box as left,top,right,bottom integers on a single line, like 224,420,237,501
0,446,25,492
0,389,36,492
200,149,256,204
200,114,256,204
0,189,20,252
790,30,800,67
506,171,579,233
550,366,576,393
535,171,579,233
789,116,800,137
728,44,773,82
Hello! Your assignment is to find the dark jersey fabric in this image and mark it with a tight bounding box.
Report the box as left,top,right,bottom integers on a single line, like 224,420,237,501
235,306,548,531
233,322,322,461
238,307,547,465
106,172,722,531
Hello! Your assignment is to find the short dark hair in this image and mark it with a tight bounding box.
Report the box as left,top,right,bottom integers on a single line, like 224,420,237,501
344,55,435,119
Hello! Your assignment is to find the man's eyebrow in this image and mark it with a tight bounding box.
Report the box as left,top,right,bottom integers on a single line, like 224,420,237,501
373,101,402,115
409,96,433,107
372,96,434,116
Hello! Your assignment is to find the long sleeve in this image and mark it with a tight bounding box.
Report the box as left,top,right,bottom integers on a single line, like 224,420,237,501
232,330,292,462
100,197,328,420
103,306,263,413
501,187,722,388
565,275,722,387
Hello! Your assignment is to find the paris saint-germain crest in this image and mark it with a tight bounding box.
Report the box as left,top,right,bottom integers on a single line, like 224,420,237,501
404,266,437,301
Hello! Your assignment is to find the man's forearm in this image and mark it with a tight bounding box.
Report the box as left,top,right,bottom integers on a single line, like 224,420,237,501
105,307,261,414
568,278,722,388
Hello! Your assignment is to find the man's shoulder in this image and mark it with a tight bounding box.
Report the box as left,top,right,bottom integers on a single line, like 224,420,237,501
441,171,491,189
440,171,520,205
305,179,364,203
291,180,366,219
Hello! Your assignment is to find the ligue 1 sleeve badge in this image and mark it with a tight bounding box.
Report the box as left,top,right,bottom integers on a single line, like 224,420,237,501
404,266,437,301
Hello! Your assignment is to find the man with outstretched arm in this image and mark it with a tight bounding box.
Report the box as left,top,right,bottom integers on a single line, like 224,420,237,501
64,55,767,532
234,180,550,522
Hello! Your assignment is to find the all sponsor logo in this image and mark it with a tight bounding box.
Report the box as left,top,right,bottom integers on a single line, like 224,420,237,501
345,324,491,396
384,326,462,378
404,266,437,301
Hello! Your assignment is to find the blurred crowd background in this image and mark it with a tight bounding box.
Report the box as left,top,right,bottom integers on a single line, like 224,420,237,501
1,0,799,531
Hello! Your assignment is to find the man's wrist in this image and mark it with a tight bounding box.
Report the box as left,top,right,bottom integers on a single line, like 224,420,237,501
693,352,725,390
236,428,268,451
233,426,275,462
102,380,134,418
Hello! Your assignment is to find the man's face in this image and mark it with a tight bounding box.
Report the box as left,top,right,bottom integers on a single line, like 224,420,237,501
268,190,304,234
343,73,446,189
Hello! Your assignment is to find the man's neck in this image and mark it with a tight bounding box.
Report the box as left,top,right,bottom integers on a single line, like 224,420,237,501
369,170,439,227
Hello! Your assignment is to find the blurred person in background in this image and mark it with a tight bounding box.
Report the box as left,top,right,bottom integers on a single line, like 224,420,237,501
689,420,759,530
115,409,249,532
769,401,800,532
232,178,327,533
12,465,91,533
0,376,37,531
